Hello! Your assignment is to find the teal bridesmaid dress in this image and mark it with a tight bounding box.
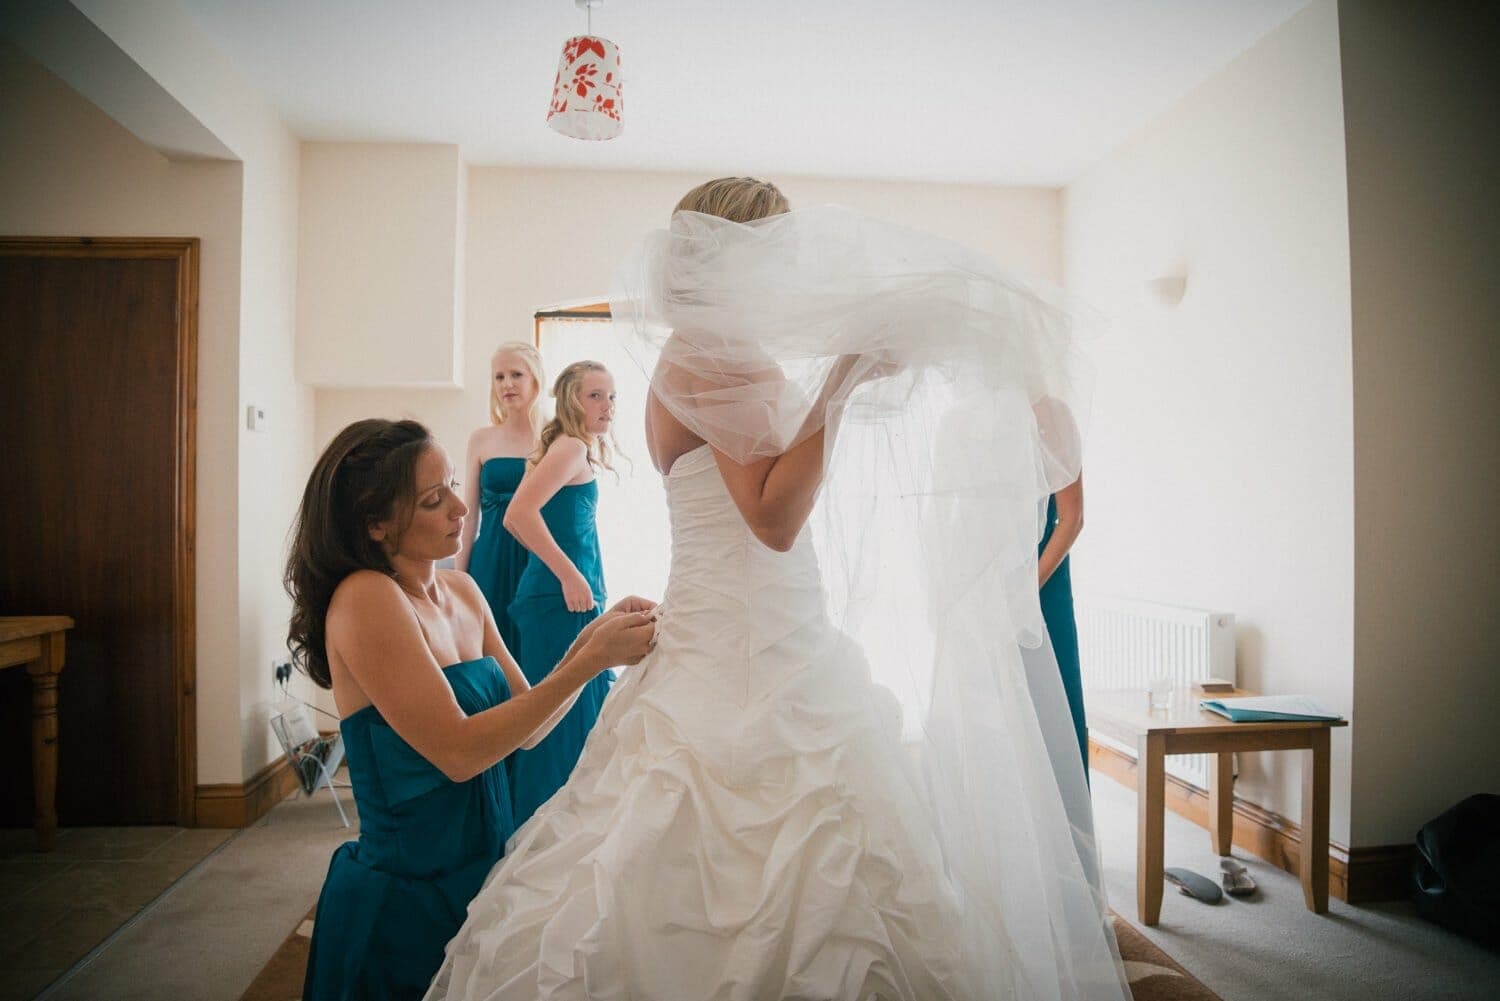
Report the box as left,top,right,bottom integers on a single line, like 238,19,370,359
466,457,529,658
303,658,516,1001
1039,493,1088,774
506,480,611,827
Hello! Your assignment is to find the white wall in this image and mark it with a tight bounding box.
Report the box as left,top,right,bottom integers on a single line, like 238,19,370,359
1339,2,1500,846
231,110,310,781
298,143,466,388
315,166,1062,468
1062,1,1357,843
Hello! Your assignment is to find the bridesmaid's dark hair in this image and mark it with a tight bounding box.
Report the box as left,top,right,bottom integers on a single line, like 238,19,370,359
285,419,434,689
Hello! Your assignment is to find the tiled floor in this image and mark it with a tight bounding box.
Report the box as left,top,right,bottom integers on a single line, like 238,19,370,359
0,825,232,1000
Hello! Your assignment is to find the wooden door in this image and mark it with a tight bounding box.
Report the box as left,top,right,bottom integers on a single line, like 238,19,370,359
0,238,197,826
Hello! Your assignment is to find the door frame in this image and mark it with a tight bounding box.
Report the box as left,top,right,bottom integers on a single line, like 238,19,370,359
0,236,199,824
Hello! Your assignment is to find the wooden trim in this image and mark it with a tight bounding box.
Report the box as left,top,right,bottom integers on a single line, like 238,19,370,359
175,239,200,827
533,301,610,319
533,308,613,320
0,237,199,827
0,236,202,259
534,301,610,349
1088,737,1412,904
194,754,299,829
1343,844,1417,903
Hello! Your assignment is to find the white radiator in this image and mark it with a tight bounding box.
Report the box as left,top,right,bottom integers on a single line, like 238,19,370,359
1075,595,1236,789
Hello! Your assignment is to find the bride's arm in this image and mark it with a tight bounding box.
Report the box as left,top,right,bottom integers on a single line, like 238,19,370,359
712,434,826,553
708,354,876,553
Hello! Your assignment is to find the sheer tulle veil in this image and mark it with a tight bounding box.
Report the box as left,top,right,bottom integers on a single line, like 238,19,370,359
611,205,1129,1000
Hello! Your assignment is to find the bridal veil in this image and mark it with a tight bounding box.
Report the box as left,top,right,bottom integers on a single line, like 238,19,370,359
610,206,1127,1001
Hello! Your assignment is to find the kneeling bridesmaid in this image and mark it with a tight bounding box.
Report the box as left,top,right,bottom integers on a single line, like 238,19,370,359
285,418,655,1001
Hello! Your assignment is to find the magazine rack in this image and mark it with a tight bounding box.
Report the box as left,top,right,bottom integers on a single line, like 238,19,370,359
269,702,350,828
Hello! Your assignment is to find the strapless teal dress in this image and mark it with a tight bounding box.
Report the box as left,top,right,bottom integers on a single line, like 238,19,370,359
466,457,529,658
506,480,612,826
303,658,516,1001
1039,493,1088,774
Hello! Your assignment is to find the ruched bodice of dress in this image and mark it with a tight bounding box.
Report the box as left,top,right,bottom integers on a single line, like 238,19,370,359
478,456,524,512
653,444,831,695
467,458,528,656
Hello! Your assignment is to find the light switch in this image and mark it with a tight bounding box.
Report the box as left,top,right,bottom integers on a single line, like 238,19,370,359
247,405,268,432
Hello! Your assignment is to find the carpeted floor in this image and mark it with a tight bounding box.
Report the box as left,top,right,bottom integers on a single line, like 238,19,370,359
239,907,1223,1001
1088,777,1500,1001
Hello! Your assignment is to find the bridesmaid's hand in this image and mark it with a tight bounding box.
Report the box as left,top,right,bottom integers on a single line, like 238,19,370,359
608,595,658,616
582,611,657,669
574,601,655,647
562,568,597,613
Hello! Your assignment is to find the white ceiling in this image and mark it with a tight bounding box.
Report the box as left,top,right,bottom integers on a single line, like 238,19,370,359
178,0,1309,187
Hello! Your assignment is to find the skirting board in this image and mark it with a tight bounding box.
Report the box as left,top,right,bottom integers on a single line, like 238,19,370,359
1087,737,1412,904
194,754,298,828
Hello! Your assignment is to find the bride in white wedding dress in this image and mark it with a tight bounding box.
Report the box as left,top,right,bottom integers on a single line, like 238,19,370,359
427,178,1130,1001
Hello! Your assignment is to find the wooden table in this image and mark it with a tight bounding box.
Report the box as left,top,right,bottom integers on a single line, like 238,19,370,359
1,616,74,851
1086,686,1347,926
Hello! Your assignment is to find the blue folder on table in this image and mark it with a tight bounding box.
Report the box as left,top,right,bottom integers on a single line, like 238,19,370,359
1200,695,1343,723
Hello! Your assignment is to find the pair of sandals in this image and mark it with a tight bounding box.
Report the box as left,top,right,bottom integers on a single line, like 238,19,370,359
1163,859,1257,904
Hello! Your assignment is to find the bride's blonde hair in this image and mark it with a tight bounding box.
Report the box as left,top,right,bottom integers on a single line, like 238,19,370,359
531,360,618,474
674,177,789,223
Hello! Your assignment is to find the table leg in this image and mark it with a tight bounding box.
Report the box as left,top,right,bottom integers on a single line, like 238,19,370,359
26,633,65,853
1301,728,1330,912
1209,751,1234,855
1137,732,1166,925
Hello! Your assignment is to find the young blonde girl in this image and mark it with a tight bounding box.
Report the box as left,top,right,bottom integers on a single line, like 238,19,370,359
501,360,620,825
457,342,545,658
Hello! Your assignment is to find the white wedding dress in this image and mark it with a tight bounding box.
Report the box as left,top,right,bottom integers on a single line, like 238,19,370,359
430,444,985,1000
428,206,1129,1001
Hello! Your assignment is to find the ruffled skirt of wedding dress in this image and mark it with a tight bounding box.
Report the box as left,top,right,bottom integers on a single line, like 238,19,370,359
426,613,1015,1001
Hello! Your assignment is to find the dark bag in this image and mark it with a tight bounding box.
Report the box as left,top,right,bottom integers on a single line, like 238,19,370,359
1413,793,1500,949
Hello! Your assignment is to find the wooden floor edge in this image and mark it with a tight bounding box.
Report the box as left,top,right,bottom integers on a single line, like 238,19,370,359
193,754,297,828
1087,737,1412,904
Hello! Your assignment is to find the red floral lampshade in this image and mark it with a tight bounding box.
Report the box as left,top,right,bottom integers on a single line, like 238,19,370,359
547,34,623,141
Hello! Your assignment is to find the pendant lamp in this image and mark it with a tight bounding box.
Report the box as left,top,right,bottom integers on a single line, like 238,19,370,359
547,0,623,140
